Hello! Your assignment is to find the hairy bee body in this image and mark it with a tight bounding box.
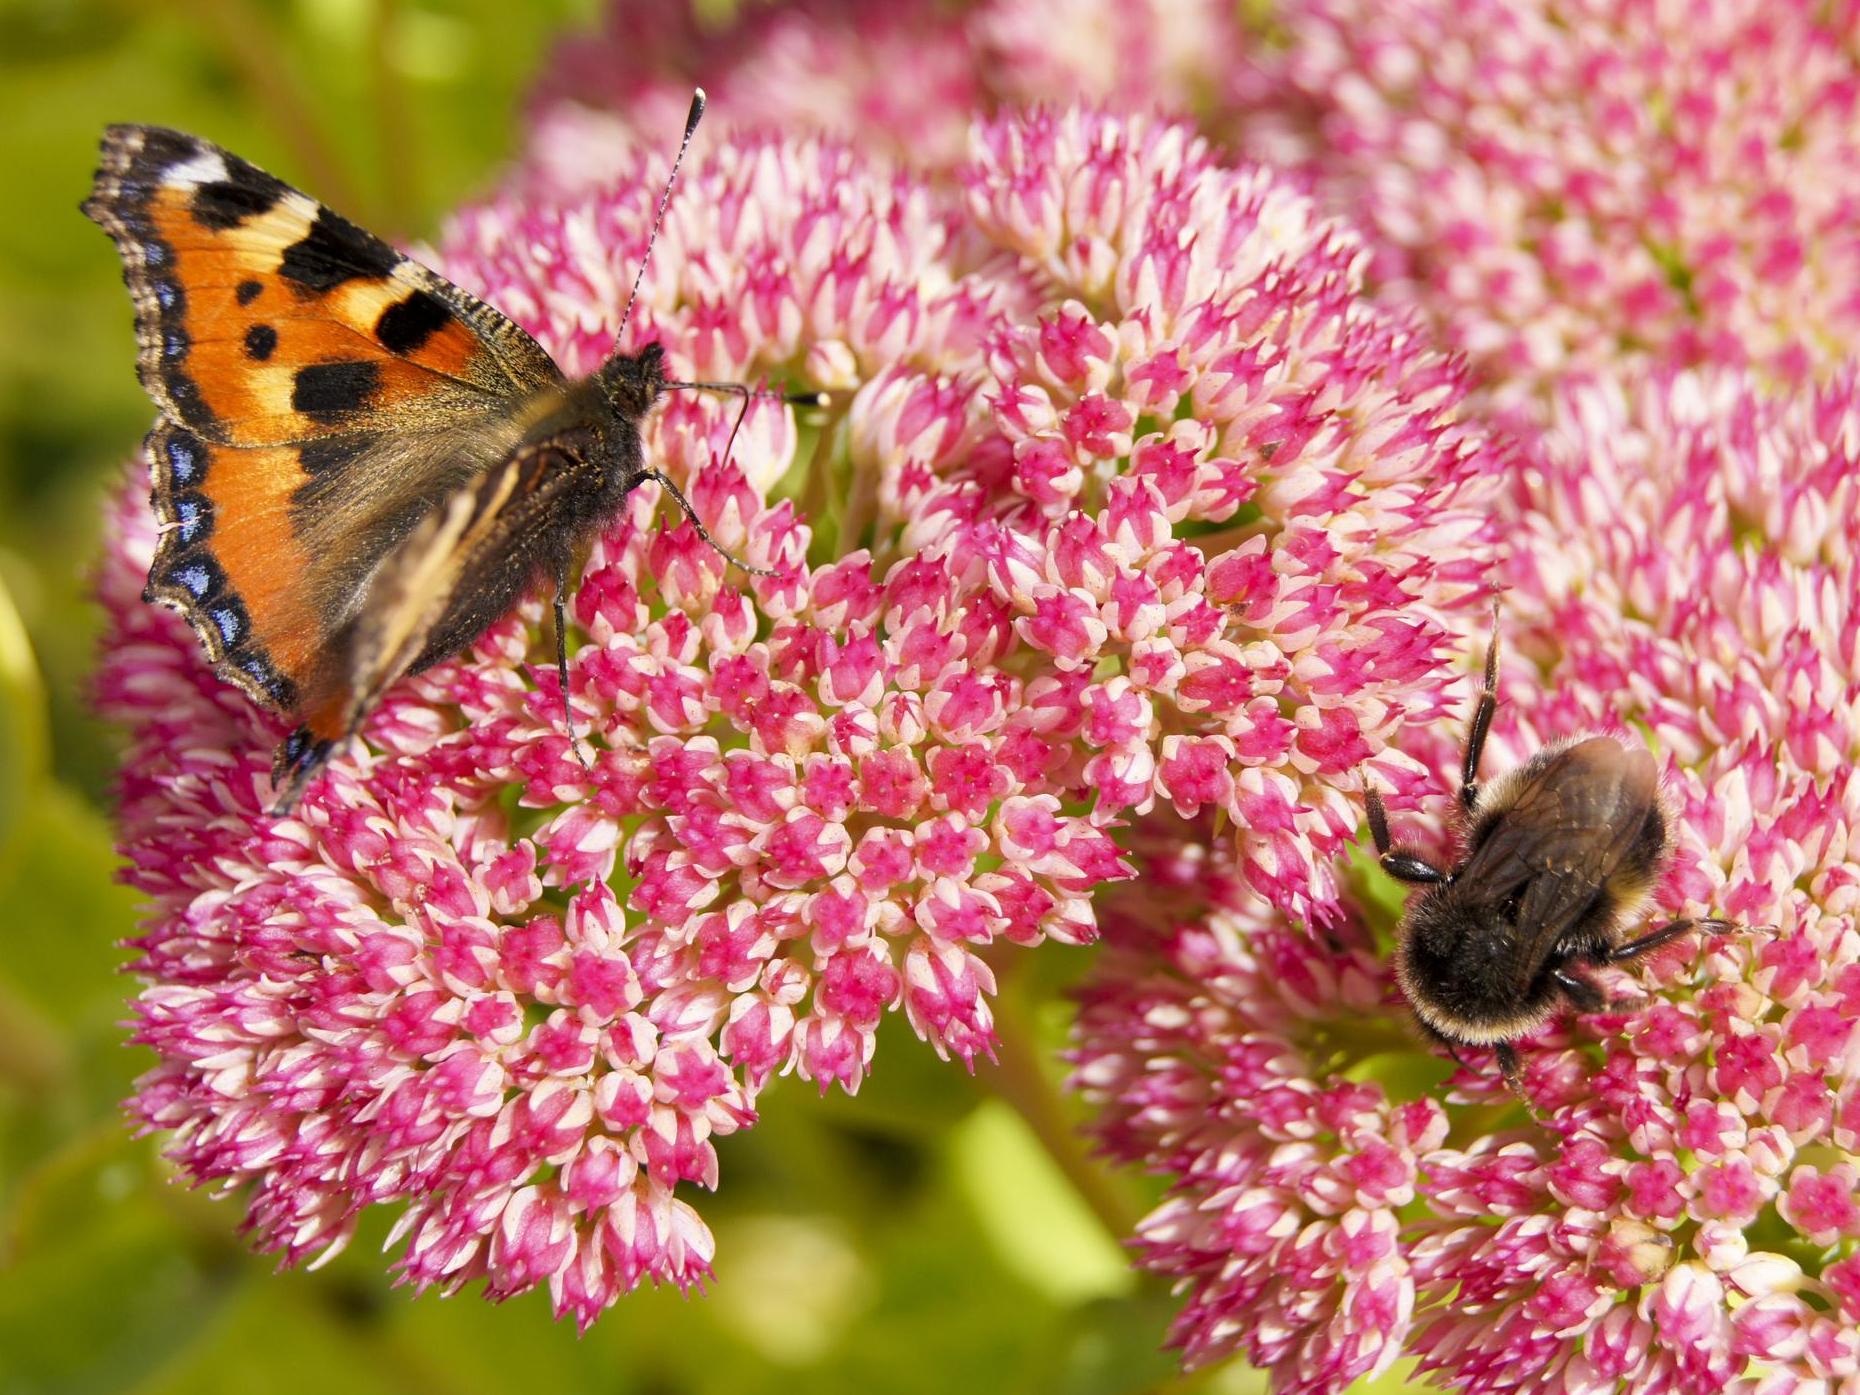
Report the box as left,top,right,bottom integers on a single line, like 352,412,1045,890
1395,735,1667,1045
1367,619,1730,1092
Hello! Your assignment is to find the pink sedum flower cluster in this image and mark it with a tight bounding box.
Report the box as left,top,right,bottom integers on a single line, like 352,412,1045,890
98,107,1496,1327
515,0,1860,1386
544,0,1860,415
1075,367,1860,1394
1236,0,1860,409
524,0,1246,196
1076,819,1444,1388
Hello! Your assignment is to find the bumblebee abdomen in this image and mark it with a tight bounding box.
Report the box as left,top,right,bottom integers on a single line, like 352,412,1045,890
1395,894,1561,1044
1605,800,1668,908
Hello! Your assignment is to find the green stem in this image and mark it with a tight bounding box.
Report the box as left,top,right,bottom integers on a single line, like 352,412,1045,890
976,972,1147,1244
797,397,850,554
838,424,882,558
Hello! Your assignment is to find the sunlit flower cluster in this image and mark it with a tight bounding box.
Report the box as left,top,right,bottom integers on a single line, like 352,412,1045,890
524,0,1246,195
1237,0,1860,410
535,0,1860,422
99,107,1495,1327
1075,367,1860,1393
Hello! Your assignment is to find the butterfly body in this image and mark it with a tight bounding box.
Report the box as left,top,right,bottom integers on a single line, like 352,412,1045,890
85,123,690,812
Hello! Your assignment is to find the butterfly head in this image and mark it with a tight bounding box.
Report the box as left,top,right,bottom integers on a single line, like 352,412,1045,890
597,342,668,421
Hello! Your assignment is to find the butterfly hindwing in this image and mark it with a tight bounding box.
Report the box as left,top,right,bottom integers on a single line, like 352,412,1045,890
269,423,626,812
85,124,574,738
143,420,318,710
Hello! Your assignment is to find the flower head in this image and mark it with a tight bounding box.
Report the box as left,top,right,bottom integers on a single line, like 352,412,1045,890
1075,365,1860,1392
524,0,1247,196
98,107,1498,1327
1238,0,1860,409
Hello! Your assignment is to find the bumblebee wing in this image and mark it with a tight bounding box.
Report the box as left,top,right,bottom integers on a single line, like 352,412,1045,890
1459,737,1661,957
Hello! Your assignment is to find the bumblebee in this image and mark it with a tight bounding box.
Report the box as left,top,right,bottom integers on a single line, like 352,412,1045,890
1365,611,1730,1093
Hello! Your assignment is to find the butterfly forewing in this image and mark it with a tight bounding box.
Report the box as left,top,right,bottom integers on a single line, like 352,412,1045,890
88,123,700,814
84,125,579,740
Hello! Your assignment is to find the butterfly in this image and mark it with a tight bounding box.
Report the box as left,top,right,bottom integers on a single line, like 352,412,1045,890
86,92,805,815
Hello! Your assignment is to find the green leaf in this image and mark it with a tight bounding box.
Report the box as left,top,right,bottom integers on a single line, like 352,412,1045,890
0,1133,242,1395
0,568,46,864
949,1099,1134,1305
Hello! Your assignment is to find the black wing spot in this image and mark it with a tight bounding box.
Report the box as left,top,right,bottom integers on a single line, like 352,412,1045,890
243,324,278,361
166,371,219,433
130,127,201,177
191,158,288,231
244,655,296,707
293,361,381,423
375,290,452,355
298,434,373,476
278,209,400,294
236,279,264,306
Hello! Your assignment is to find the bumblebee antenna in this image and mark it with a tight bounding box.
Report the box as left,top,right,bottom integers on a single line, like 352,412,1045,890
615,87,706,343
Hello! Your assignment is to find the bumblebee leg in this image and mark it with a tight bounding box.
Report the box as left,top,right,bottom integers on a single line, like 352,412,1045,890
1459,598,1501,813
1605,917,1732,964
553,574,593,772
1552,965,1607,1013
1365,777,1393,853
1414,1016,1474,1072
1363,777,1450,883
1493,1041,1525,1097
1383,852,1450,884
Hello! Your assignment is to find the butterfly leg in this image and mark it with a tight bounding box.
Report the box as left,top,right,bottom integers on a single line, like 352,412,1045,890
639,468,777,578
1364,776,1452,884
269,725,336,816
1459,596,1501,813
553,571,594,772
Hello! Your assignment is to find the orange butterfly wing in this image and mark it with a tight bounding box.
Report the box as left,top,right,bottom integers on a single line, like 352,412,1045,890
84,124,566,728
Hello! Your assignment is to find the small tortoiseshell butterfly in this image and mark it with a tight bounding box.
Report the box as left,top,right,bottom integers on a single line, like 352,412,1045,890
86,93,801,814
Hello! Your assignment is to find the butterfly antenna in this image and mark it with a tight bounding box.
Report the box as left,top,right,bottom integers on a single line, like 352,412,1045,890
615,87,707,343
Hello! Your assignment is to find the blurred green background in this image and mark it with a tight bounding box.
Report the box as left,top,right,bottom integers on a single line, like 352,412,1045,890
0,3,1245,1392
